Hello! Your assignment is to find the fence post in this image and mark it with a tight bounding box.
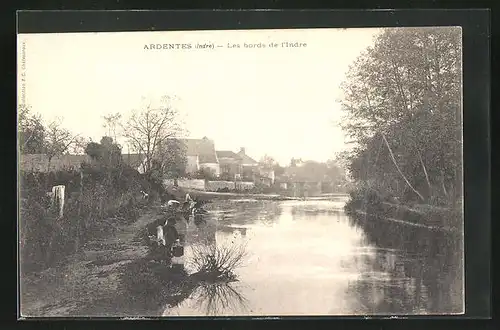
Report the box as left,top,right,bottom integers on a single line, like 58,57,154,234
75,171,83,252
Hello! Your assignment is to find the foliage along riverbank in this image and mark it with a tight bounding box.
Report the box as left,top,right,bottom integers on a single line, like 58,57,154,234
344,188,463,314
20,202,247,317
335,26,464,314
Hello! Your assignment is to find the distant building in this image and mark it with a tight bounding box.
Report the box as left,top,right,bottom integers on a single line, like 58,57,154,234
216,150,243,180
258,167,275,187
177,137,220,177
19,154,93,173
284,161,336,197
237,147,259,181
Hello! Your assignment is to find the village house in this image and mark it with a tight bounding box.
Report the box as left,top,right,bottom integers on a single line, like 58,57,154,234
237,147,259,181
215,147,276,186
258,167,276,187
216,150,243,180
177,137,220,177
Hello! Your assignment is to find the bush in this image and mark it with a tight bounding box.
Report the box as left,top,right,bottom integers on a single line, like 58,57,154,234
193,168,216,181
19,164,155,274
188,241,248,282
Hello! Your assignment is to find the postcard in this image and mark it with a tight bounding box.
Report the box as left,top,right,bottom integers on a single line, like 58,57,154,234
18,27,464,317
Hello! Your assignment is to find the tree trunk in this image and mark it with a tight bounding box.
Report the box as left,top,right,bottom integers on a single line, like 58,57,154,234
417,149,432,195
381,133,425,201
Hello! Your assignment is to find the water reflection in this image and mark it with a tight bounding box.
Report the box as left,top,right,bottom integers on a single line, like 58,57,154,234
163,281,249,316
347,210,464,314
160,197,462,316
209,200,282,226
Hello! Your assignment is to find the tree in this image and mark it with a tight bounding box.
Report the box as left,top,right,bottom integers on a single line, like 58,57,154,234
273,163,285,177
18,105,45,154
326,159,346,182
259,154,276,170
102,112,122,142
70,136,90,155
122,96,184,175
159,138,187,178
84,136,122,168
339,27,462,204
44,118,79,170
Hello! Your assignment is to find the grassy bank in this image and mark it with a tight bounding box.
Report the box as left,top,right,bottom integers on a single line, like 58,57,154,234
20,202,248,317
19,166,153,275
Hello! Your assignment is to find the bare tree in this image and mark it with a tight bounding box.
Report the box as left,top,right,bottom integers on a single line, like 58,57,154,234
102,112,122,142
259,154,276,169
44,118,79,170
70,136,90,155
122,96,184,174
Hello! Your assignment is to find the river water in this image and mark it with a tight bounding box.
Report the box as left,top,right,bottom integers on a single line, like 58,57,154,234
161,195,463,316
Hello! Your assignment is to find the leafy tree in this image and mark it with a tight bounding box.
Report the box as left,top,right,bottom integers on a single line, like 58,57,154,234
84,136,122,168
340,27,462,205
18,105,45,154
153,138,187,179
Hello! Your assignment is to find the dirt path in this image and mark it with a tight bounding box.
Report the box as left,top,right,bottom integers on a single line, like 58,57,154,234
20,204,162,318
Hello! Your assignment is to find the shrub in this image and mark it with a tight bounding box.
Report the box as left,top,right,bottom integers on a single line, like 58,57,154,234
19,164,156,274
188,241,248,282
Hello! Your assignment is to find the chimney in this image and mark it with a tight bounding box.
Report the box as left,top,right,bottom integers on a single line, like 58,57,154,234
240,147,245,154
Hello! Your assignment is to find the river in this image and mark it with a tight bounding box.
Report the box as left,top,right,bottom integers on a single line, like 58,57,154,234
161,195,464,316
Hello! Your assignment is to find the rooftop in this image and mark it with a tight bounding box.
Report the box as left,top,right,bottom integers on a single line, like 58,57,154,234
216,150,242,160
177,137,218,164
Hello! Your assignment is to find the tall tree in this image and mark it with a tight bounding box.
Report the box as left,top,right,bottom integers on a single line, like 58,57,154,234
18,105,45,154
122,95,184,175
339,27,462,204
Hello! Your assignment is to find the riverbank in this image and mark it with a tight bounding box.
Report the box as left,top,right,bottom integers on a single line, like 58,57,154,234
20,200,244,317
181,189,349,202
20,205,165,317
177,189,298,201
344,194,464,314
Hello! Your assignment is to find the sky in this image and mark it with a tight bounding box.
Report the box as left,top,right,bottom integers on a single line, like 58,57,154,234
18,28,380,165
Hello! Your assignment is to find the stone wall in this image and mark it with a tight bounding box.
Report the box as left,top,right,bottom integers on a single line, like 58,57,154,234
163,178,255,192
206,180,234,191
164,178,206,190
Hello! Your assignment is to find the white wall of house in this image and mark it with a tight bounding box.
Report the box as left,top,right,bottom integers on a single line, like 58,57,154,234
259,168,275,184
186,155,199,174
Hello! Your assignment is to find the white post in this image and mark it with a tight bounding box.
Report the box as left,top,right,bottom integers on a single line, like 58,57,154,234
51,185,65,218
